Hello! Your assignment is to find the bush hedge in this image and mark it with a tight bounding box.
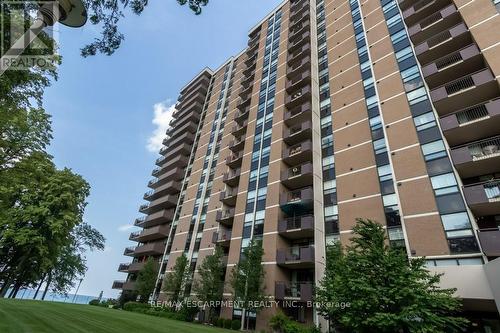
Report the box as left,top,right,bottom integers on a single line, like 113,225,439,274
231,319,241,330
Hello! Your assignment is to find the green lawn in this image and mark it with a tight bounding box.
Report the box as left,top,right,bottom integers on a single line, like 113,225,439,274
0,298,231,333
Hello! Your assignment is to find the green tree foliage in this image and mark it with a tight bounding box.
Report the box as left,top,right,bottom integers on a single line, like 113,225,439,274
162,254,190,304
78,0,209,56
230,239,266,330
0,152,95,297
136,258,159,303
315,218,469,333
193,246,225,322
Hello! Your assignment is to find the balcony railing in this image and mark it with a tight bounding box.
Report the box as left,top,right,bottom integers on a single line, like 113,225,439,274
277,246,314,266
212,230,232,245
124,246,136,256
478,228,500,257
129,231,141,240
112,281,124,289
456,104,490,125
467,136,500,161
275,281,313,301
464,180,500,215
216,209,235,225
118,263,130,272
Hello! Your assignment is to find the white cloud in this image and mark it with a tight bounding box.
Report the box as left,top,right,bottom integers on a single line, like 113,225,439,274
117,224,135,232
146,101,176,153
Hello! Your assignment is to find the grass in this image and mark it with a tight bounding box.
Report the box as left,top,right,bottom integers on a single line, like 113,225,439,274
0,298,232,333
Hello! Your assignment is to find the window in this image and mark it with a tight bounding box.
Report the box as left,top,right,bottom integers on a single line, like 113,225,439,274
382,193,398,207
441,212,471,232
377,164,393,181
431,173,459,196
395,46,413,62
373,138,387,154
407,87,428,105
413,112,436,131
422,140,447,161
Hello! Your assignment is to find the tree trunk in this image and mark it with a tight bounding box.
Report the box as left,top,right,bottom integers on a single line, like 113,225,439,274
0,277,12,298
33,274,46,299
11,283,21,298
240,308,246,330
7,284,16,298
41,271,52,300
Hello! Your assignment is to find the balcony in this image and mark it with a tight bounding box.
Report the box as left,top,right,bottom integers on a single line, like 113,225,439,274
289,7,309,29
239,81,253,99
290,0,308,16
223,169,241,187
124,246,135,256
134,224,170,242
285,101,312,126
285,86,311,110
144,180,182,201
478,229,500,257
134,209,174,228
212,230,232,247
234,107,250,125
408,3,460,45
288,31,310,54
162,142,191,160
283,140,312,166
229,137,245,153
168,121,198,140
276,246,314,269
164,131,196,151
275,281,313,302
289,20,310,44
129,231,140,241
463,180,500,216
149,166,185,188
450,136,500,178
286,70,311,95
241,71,256,87
216,209,235,226
118,263,130,273
278,214,314,239
134,241,166,256
128,261,146,272
139,194,178,214
112,281,124,289
232,121,248,137
414,23,470,64
440,98,500,146
220,188,238,207
403,0,451,26
281,162,313,189
429,69,498,115
286,55,311,80
280,187,314,215
226,152,243,169
288,43,310,67
421,44,482,89
284,121,312,146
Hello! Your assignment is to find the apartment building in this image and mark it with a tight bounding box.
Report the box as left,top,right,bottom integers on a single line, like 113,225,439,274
114,0,500,330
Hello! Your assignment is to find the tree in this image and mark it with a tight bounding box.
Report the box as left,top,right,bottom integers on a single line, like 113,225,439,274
230,239,267,330
162,254,190,304
38,222,105,300
0,152,92,297
193,246,225,322
315,218,469,333
136,258,159,303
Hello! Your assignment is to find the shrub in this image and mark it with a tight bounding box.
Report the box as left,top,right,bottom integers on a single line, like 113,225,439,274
231,319,241,330
269,311,289,332
216,318,224,327
223,318,232,329
123,301,150,313
88,299,100,306
175,303,199,322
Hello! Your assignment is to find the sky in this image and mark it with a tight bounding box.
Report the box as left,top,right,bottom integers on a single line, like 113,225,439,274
44,0,284,299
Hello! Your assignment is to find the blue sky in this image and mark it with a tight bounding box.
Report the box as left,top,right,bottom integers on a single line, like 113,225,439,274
44,0,283,299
